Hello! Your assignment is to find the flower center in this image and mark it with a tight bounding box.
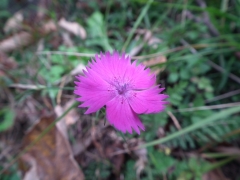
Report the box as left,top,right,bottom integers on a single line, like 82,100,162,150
117,84,128,95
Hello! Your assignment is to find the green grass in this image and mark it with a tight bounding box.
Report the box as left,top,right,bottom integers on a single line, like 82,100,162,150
1,0,240,179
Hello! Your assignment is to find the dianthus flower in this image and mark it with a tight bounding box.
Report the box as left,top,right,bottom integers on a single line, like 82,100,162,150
74,51,168,134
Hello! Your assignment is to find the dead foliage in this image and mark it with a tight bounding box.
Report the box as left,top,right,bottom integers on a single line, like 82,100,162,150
20,115,84,180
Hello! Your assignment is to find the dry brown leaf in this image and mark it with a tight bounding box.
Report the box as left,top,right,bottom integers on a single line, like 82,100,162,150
202,169,230,180
105,141,124,175
129,28,164,74
54,105,68,139
129,29,152,56
129,44,143,57
22,154,39,180
143,55,166,75
72,135,92,156
133,140,147,180
71,63,86,76
216,147,240,155
54,100,79,139
0,20,56,53
55,100,79,126
4,11,24,33
42,20,57,34
58,18,86,39
143,56,166,66
0,52,17,77
37,0,51,20
61,32,74,47
0,32,32,52
20,115,84,180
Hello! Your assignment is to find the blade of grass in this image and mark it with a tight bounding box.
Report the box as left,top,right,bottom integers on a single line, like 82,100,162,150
207,156,235,172
9,84,75,90
174,102,240,112
122,0,154,52
202,153,238,158
140,106,240,148
161,2,238,21
37,40,238,60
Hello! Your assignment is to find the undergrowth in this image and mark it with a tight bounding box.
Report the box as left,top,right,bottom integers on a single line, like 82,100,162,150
1,0,240,180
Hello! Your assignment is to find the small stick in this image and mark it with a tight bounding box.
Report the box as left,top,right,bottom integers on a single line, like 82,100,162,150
57,76,67,105
167,111,182,130
205,89,240,103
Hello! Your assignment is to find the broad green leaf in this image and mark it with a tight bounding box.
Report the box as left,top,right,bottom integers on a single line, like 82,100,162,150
87,11,113,51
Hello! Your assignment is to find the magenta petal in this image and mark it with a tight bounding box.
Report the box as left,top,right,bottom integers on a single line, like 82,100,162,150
74,71,115,114
124,61,156,89
74,51,168,134
128,86,168,114
106,96,145,134
87,51,131,84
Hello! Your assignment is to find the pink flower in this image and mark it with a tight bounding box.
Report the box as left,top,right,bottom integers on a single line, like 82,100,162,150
74,51,168,134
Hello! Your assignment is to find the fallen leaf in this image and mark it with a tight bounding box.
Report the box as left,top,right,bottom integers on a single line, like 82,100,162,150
105,141,124,175
41,20,57,34
0,32,32,52
72,135,92,156
0,52,17,77
143,55,166,75
20,115,84,180
58,18,86,39
63,100,79,126
61,32,74,47
22,154,39,180
54,105,68,139
70,63,86,76
36,0,52,20
133,140,147,179
129,44,143,57
143,56,166,66
54,100,79,139
216,147,240,155
0,20,56,53
4,11,24,33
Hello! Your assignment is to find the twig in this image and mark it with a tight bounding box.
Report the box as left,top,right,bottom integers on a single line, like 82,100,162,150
207,61,240,84
36,45,196,60
196,0,219,36
36,42,231,61
57,76,67,105
167,111,181,130
180,39,240,84
9,84,45,90
205,89,240,103
36,51,95,57
0,147,11,161
110,146,139,157
9,84,74,90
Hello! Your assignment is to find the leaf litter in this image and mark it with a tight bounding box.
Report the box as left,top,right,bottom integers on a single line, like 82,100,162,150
20,115,84,180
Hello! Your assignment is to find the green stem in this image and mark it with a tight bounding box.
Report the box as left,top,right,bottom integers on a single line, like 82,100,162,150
140,106,240,148
122,0,154,52
207,157,235,172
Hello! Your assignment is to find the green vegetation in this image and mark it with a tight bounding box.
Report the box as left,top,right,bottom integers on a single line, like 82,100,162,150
0,0,240,179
